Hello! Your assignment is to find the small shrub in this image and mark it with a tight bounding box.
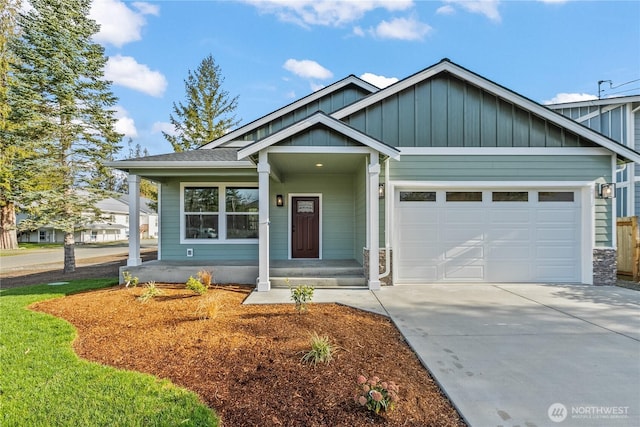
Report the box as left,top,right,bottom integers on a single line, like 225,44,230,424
290,284,314,313
301,332,335,365
354,375,400,415
186,276,207,295
197,269,213,287
122,271,139,288
195,294,221,320
137,281,163,303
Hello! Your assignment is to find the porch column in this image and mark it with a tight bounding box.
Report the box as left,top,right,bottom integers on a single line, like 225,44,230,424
257,151,271,291
368,152,381,290
127,174,142,266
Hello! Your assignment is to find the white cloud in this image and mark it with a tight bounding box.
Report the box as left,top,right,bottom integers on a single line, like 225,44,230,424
242,0,413,27
372,16,432,40
90,0,159,47
112,106,138,137
443,0,502,23
105,55,167,97
543,93,598,105
352,26,365,37
283,59,333,80
360,72,399,89
436,5,456,15
151,121,177,136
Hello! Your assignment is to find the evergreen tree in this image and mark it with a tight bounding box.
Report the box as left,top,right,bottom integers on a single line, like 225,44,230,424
0,0,22,249
164,54,239,152
10,0,122,272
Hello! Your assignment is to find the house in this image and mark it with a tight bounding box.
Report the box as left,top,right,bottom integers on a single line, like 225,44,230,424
547,95,640,217
109,59,640,289
17,195,158,243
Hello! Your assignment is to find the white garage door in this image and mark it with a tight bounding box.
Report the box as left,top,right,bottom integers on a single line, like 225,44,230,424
395,189,582,283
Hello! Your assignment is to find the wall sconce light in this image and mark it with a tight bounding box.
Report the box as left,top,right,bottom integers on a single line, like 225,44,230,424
599,183,616,199
276,194,284,207
378,183,385,199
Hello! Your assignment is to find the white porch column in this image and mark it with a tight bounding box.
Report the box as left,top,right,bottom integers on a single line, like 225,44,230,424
127,174,142,266
257,151,271,291
368,152,381,290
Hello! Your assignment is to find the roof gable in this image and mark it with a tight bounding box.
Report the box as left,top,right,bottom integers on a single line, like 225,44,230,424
238,112,400,160
200,75,379,150
333,59,640,163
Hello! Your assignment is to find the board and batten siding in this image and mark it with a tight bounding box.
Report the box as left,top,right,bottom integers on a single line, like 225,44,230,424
342,73,597,149
390,154,613,247
278,127,361,147
160,177,259,261
241,85,372,142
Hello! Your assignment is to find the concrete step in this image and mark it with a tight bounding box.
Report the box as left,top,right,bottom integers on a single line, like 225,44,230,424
269,266,363,277
270,276,366,289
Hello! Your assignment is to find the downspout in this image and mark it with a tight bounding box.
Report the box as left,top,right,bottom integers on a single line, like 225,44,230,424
379,158,391,280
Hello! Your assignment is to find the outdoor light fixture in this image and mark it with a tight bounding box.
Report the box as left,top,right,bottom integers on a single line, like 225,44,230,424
378,183,385,199
599,183,616,199
276,194,284,207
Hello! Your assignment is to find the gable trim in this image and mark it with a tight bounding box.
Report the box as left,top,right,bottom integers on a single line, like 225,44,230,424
398,147,611,156
332,59,640,164
200,75,379,150
237,112,401,160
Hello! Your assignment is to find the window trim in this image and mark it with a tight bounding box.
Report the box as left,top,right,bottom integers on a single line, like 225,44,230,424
180,182,259,244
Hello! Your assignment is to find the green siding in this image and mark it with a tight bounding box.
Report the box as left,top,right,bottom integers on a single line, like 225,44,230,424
390,154,613,246
279,127,360,147
240,84,372,142
160,177,259,261
269,173,362,261
343,73,597,149
354,162,367,264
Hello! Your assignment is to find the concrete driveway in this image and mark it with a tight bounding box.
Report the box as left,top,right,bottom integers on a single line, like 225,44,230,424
375,284,640,427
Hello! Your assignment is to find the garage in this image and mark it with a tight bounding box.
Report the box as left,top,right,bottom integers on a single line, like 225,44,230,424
394,189,582,283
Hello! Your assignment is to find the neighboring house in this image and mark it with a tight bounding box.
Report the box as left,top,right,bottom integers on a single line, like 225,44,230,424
17,195,158,243
110,59,640,289
547,95,640,217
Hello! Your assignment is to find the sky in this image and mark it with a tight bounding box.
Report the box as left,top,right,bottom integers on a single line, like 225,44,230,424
83,0,640,156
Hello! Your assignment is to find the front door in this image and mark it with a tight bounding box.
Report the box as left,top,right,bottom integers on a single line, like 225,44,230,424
291,196,319,258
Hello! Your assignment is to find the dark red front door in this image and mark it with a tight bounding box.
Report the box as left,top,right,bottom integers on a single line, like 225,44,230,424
291,197,319,258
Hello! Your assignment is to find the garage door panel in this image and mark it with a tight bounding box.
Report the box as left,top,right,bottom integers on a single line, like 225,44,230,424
444,263,484,280
395,188,581,284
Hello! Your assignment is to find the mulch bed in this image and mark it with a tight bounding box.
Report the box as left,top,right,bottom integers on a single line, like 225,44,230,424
33,284,467,426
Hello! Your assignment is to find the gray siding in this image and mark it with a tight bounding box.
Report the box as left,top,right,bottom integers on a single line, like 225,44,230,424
554,104,627,145
279,127,361,147
390,154,613,247
342,73,596,149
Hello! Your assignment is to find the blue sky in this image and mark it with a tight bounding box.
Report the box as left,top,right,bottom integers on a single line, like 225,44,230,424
85,0,640,155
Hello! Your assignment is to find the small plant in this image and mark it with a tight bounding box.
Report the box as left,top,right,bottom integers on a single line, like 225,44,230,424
122,271,139,288
290,284,314,313
354,375,400,415
186,276,207,295
194,294,221,320
197,269,213,287
137,281,163,303
301,332,335,365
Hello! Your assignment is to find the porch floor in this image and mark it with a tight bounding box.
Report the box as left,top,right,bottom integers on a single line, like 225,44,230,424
120,259,366,288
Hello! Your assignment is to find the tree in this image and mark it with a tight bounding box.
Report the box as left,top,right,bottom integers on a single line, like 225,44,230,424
164,54,239,152
10,0,122,272
0,0,22,249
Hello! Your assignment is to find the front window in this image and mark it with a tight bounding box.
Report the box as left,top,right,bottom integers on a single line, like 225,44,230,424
184,187,219,239
182,184,258,242
225,188,258,239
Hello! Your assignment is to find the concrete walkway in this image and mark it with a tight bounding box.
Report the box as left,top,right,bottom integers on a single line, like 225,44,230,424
246,284,640,427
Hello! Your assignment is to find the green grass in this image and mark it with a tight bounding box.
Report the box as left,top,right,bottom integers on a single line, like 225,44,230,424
0,279,219,427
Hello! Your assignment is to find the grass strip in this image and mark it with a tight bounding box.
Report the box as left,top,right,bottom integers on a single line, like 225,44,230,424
0,279,219,427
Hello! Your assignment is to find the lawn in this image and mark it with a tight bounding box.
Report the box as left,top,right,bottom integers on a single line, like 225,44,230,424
0,279,219,427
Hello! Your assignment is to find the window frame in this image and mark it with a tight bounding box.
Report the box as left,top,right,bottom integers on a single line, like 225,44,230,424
180,182,259,244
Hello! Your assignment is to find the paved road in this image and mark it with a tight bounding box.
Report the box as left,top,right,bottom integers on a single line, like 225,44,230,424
0,240,157,272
